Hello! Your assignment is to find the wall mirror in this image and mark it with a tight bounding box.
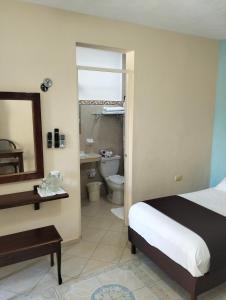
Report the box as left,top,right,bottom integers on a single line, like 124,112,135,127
0,92,44,184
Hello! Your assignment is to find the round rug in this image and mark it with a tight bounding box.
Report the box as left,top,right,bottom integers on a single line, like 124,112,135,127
91,284,135,300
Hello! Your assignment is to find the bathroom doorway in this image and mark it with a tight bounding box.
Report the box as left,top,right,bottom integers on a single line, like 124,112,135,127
76,43,134,240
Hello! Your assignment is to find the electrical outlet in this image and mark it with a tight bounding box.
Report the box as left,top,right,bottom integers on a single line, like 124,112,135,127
86,138,94,145
175,175,183,182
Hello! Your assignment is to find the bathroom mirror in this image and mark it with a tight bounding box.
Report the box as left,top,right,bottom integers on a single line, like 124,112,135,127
0,92,44,184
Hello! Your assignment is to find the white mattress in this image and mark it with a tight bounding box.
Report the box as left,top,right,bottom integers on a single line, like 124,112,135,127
129,188,226,277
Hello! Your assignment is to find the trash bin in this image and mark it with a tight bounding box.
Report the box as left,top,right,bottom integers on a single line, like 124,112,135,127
87,181,102,202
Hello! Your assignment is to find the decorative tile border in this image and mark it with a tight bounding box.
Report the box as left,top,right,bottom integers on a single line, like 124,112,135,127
79,100,124,105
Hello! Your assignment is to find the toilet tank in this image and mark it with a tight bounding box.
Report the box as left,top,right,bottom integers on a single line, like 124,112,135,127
99,155,120,178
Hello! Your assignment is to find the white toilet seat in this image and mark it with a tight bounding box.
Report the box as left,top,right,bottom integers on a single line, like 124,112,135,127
107,175,124,185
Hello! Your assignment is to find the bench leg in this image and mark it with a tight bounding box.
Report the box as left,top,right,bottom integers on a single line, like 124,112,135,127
56,246,62,285
131,244,136,254
50,253,54,267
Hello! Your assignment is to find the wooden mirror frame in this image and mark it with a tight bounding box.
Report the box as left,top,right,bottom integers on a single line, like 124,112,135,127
0,92,44,184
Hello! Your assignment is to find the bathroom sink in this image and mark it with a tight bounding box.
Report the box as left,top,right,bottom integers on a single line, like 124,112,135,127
80,152,101,164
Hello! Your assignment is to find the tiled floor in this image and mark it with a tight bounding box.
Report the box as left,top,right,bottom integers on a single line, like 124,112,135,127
1,199,226,299
80,198,128,269
0,199,130,299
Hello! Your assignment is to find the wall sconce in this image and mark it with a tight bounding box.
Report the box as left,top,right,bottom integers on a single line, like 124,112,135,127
40,78,53,92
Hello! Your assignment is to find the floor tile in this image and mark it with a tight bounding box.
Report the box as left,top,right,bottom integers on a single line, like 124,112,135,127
101,230,128,248
119,245,137,263
81,259,116,277
10,294,32,300
97,267,144,291
28,269,72,298
82,215,114,230
0,290,16,300
81,227,107,243
57,256,88,278
63,240,98,259
82,205,100,217
102,209,118,218
136,259,168,284
151,278,188,300
133,286,160,300
60,277,102,300
0,259,50,294
91,244,124,263
0,258,44,281
199,284,226,300
110,219,127,232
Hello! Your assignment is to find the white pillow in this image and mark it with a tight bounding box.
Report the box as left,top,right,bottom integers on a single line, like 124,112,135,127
215,177,226,192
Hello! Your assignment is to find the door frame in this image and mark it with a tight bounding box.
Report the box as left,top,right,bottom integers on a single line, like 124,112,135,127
75,43,135,228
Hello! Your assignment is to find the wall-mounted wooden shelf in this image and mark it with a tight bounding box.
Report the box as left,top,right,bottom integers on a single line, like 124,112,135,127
0,191,69,210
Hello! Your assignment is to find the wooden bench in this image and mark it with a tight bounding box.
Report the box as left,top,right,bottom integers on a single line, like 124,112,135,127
0,225,63,284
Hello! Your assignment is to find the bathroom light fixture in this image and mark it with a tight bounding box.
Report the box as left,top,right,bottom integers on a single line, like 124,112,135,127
40,78,53,92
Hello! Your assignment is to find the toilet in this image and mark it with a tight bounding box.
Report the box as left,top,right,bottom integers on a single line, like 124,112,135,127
99,155,124,205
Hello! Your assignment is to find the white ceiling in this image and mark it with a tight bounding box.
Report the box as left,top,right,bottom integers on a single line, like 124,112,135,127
23,0,226,39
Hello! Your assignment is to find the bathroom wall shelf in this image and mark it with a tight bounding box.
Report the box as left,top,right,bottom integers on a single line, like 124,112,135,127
92,113,124,120
0,190,69,211
80,153,101,164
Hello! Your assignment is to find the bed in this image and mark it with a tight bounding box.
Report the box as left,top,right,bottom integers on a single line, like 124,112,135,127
128,182,226,300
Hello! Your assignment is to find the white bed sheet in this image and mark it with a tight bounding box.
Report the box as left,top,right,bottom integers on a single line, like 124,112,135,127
128,188,226,277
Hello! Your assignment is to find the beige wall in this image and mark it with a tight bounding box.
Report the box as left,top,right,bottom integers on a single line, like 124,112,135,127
0,0,218,241
79,104,124,201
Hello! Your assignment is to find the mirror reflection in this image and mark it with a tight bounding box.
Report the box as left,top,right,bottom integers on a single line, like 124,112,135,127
0,100,35,175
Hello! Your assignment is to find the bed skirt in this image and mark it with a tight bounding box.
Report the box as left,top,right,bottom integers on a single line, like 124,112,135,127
128,226,226,298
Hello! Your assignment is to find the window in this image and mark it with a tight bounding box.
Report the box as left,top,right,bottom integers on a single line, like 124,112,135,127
76,46,125,101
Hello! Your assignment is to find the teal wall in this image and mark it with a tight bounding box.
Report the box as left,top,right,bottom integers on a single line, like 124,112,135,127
210,40,226,186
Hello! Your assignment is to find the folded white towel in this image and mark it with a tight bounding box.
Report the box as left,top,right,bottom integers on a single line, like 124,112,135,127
103,106,124,112
102,111,124,115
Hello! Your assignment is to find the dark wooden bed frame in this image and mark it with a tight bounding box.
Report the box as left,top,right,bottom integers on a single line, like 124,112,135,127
128,226,226,300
